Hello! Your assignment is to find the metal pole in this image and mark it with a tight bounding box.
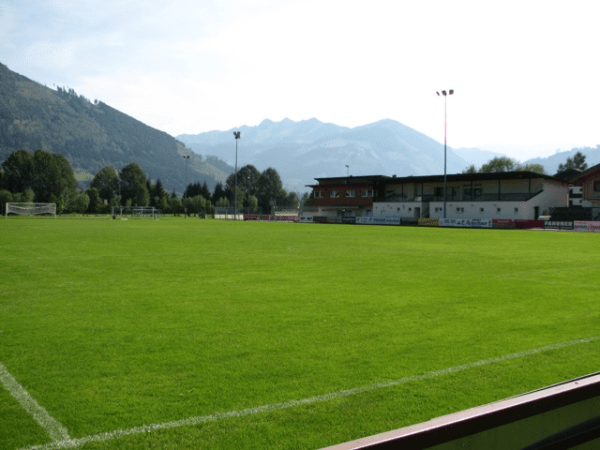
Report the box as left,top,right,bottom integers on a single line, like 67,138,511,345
437,89,453,220
234,138,238,218
183,155,190,198
444,95,447,219
233,131,240,219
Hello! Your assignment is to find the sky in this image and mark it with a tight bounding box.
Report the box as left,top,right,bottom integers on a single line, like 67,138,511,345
1,0,599,161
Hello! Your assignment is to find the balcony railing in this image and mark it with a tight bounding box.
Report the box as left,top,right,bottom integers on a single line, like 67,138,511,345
380,190,543,203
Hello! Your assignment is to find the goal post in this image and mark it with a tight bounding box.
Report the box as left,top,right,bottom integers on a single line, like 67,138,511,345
111,206,161,219
5,202,56,218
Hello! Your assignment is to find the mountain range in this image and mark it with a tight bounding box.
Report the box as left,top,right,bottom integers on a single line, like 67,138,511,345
179,118,474,192
178,120,600,192
2,62,599,196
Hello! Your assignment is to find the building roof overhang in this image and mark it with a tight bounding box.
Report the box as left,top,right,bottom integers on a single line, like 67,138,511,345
307,171,566,189
571,163,600,184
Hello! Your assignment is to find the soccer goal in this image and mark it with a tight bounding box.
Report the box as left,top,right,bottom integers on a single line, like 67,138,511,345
4,202,56,218
131,207,161,219
111,206,161,219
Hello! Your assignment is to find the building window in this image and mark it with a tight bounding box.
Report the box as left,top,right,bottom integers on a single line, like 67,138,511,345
346,190,355,198
456,207,464,213
361,189,373,198
497,207,501,213
514,207,519,214
480,208,484,213
314,191,323,198
594,181,600,191
463,185,482,198
330,190,339,198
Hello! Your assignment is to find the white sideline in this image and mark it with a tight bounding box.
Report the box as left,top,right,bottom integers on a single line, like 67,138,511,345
13,336,600,450
0,362,70,442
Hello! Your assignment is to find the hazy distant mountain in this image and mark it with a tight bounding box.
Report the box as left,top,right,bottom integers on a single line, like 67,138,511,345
453,147,505,168
179,118,471,192
0,62,230,193
524,146,600,175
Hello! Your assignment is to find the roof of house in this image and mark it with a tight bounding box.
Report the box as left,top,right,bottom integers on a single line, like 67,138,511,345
571,163,600,183
553,168,583,182
308,171,565,188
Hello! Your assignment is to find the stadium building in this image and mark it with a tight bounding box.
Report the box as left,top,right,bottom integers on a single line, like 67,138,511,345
573,163,600,219
306,171,569,224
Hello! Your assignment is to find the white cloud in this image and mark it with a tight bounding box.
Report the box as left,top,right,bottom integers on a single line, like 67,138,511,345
2,0,600,161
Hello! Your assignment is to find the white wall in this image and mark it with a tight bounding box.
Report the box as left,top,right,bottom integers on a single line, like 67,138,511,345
374,180,568,221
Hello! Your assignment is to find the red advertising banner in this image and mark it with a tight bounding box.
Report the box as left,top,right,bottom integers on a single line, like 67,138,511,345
492,219,515,229
515,220,545,229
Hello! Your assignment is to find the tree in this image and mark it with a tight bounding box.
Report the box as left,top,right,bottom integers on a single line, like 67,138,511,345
70,192,90,214
212,182,227,204
32,149,77,211
479,157,518,173
300,192,312,208
183,195,207,215
226,164,261,198
246,194,259,212
558,151,587,172
257,167,286,212
86,187,104,213
0,189,13,215
168,195,182,215
200,181,211,201
184,182,203,199
120,163,149,206
91,166,119,202
0,149,35,193
462,164,478,174
14,188,35,203
518,164,546,174
282,191,300,208
153,179,166,201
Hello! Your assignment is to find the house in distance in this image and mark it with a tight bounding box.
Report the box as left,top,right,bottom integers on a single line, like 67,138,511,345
306,171,569,225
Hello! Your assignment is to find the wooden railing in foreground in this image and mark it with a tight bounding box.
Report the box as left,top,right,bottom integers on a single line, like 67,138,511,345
322,372,600,450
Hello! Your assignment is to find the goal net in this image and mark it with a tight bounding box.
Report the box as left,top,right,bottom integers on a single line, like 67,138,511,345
111,206,161,219
5,202,56,217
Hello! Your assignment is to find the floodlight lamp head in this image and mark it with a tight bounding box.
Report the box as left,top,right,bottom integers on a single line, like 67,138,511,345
442,90,447,96
436,91,440,96
233,131,241,139
449,89,454,95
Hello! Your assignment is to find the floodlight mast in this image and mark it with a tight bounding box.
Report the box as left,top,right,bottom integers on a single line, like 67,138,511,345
436,89,454,219
233,131,241,218
182,155,190,199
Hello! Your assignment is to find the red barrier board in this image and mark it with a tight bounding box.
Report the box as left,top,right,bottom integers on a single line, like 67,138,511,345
492,219,516,229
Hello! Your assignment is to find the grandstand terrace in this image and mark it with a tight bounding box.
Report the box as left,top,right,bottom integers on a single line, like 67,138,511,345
307,172,569,224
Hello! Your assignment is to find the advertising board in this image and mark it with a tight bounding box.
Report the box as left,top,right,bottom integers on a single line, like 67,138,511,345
440,218,492,228
372,217,401,226
418,218,440,227
574,221,600,232
492,219,516,229
544,221,574,230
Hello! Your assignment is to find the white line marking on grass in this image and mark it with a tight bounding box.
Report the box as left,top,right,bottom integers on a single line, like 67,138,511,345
0,362,70,442
16,336,600,450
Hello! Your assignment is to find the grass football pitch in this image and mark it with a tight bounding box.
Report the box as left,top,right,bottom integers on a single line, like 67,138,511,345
1,218,599,449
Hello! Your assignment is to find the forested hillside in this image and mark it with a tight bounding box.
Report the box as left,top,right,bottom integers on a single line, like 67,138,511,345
0,62,230,193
